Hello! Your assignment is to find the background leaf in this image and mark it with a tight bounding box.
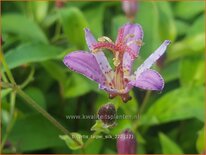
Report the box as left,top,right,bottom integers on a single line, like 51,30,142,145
29,1,49,23
140,86,205,126
174,1,205,21
7,114,64,152
5,43,63,69
179,56,205,87
59,7,88,49
136,2,160,59
196,127,205,153
159,132,184,154
2,14,48,43
59,133,83,150
156,2,177,41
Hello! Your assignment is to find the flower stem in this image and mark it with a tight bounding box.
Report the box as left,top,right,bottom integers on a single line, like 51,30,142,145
139,91,151,114
83,131,101,149
0,51,16,84
0,91,17,152
132,91,151,130
20,67,35,88
0,50,82,149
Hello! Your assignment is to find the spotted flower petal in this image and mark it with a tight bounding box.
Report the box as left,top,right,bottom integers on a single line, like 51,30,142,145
84,28,114,83
116,24,143,76
116,23,143,55
129,69,164,91
63,51,106,84
99,84,132,94
134,40,171,78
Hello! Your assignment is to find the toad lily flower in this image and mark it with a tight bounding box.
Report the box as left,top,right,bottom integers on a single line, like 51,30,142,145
63,23,170,103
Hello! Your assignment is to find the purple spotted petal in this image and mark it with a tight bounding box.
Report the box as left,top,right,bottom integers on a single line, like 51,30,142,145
99,84,132,94
129,69,164,91
116,24,143,76
116,23,143,55
84,28,96,51
84,28,114,83
135,40,171,78
63,51,106,84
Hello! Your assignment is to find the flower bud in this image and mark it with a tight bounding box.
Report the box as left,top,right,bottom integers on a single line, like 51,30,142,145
122,0,138,21
98,103,116,126
117,129,137,154
55,0,65,8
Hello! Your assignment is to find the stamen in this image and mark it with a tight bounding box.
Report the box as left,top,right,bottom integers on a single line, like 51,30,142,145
127,39,143,47
123,34,135,43
98,36,114,43
116,27,124,43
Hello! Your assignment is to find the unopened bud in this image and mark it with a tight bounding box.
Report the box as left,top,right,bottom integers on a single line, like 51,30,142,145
117,129,137,154
122,0,138,21
98,103,116,126
55,0,65,8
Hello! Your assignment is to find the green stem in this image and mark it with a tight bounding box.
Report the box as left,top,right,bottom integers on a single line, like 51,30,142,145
1,72,8,83
0,82,14,89
14,86,82,146
132,91,152,130
0,50,82,148
20,67,35,88
139,91,151,114
83,131,101,149
0,51,16,84
10,91,16,117
0,91,17,152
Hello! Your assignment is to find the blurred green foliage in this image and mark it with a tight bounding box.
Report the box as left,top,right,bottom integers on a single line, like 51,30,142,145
1,1,205,154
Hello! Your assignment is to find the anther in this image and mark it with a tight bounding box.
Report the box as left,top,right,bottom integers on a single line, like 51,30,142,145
98,36,114,43
123,34,135,43
127,39,143,47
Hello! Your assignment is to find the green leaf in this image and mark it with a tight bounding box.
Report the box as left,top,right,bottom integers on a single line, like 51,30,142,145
159,132,184,154
174,1,205,21
63,73,92,98
59,7,88,49
59,133,83,150
140,86,205,126
186,14,205,52
175,20,190,37
161,60,180,82
112,15,127,40
167,15,205,62
41,61,67,83
136,2,160,59
156,2,177,41
196,127,205,153
180,56,205,87
1,88,12,99
84,4,105,36
84,138,103,154
29,1,49,23
167,36,204,62
8,114,64,151
2,14,48,43
4,42,63,69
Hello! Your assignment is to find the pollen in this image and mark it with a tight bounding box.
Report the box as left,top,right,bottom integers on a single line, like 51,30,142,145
98,36,114,43
123,34,135,43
